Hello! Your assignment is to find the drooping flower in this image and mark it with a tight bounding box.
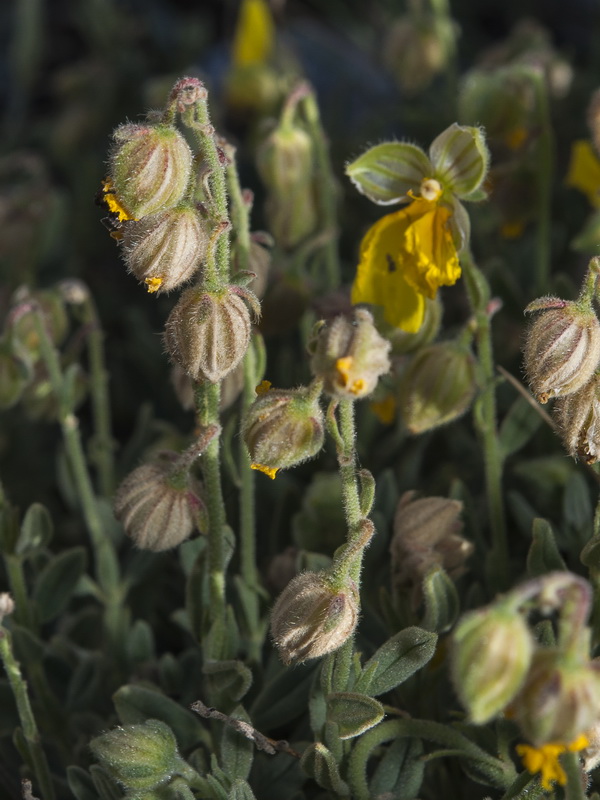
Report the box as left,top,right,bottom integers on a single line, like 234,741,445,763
516,734,589,790
347,124,489,332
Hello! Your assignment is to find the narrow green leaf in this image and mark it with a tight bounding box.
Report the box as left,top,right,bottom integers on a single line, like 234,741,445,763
300,742,349,795
67,766,99,800
421,567,460,633
498,396,543,460
354,627,437,696
16,502,53,555
32,547,87,622
370,736,424,800
220,705,254,782
126,619,156,664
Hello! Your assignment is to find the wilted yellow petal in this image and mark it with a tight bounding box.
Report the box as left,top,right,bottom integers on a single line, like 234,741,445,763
516,735,588,790
232,0,275,67
351,210,426,333
566,140,600,209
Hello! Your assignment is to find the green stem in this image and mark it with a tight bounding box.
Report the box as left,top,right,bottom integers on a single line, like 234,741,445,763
81,294,115,497
462,253,509,589
300,88,341,291
562,749,586,800
531,68,553,296
195,381,227,654
0,626,55,800
32,312,124,652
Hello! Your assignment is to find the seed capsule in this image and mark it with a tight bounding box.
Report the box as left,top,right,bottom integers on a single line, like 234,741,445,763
523,297,600,403
121,206,208,294
109,123,193,219
165,287,258,383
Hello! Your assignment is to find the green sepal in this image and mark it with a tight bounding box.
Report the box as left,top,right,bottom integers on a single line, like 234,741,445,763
421,566,460,633
354,627,438,696
326,692,384,739
429,123,489,198
346,142,430,205
300,742,349,795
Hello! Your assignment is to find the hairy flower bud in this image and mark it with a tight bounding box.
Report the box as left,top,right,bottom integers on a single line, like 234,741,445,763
114,453,206,551
523,297,600,403
452,604,534,724
90,719,188,792
270,571,359,664
256,119,317,249
399,341,477,433
165,286,258,383
121,206,208,294
310,309,391,399
553,373,600,463
9,288,68,361
243,382,325,478
391,491,472,609
109,123,193,219
384,16,452,95
510,649,600,745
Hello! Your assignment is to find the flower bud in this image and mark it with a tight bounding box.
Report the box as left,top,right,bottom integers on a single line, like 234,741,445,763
121,206,208,294
391,491,472,609
523,298,600,403
511,649,600,745
451,604,534,724
9,288,68,361
109,123,193,219
165,286,258,383
309,309,391,399
242,383,325,478
553,373,600,463
399,341,477,434
90,719,187,791
114,453,206,551
270,571,359,664
256,120,317,249
384,16,452,95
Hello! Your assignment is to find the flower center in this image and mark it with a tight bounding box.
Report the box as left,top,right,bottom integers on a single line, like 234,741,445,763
419,177,443,202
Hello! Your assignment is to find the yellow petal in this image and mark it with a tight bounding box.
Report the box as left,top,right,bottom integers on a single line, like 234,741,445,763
401,197,461,297
566,140,600,209
351,210,426,333
232,0,275,67
250,462,278,479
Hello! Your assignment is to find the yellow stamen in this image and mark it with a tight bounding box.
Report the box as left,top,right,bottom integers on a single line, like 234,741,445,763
516,735,589,790
255,380,272,395
101,179,135,222
335,357,353,387
145,277,163,293
250,463,278,479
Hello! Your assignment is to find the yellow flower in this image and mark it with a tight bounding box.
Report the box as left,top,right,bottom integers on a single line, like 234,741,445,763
566,140,600,209
516,734,589,790
250,462,278,479
351,181,460,333
232,0,275,67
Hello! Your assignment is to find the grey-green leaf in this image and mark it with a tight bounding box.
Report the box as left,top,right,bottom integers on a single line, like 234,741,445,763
16,502,53,555
527,518,566,577
32,546,87,622
326,692,384,739
354,627,437,696
421,566,460,633
221,705,254,783
498,395,543,460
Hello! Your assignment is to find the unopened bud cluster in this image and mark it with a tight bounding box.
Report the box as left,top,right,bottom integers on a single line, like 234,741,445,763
523,260,600,462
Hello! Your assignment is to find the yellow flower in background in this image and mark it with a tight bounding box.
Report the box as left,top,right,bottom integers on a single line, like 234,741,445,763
516,735,589,790
566,140,600,208
232,0,275,67
351,179,460,333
